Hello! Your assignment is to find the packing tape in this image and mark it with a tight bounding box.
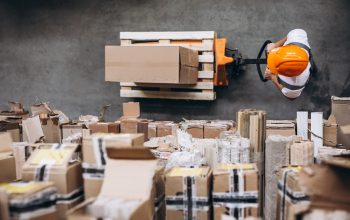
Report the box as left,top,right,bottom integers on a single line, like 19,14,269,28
82,163,105,179
56,187,84,204
229,168,244,194
225,203,259,220
92,137,107,167
34,164,52,182
183,176,196,220
212,192,258,204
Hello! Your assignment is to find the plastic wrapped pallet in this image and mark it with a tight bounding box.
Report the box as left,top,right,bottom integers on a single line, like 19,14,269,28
265,135,294,220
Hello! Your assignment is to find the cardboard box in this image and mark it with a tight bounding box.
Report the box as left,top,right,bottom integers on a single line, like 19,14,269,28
120,102,149,138
0,133,16,182
165,167,212,220
180,120,207,139
213,163,259,220
299,155,350,211
40,114,61,143
61,123,90,141
148,122,158,138
89,122,120,134
11,142,37,179
22,144,83,219
157,122,177,137
276,167,310,220
105,46,199,84
0,181,58,220
0,121,20,142
330,96,350,147
82,133,145,199
204,123,230,139
69,148,158,220
290,140,314,166
266,120,296,137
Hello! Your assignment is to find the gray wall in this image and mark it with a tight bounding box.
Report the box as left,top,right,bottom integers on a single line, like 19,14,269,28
1,0,349,121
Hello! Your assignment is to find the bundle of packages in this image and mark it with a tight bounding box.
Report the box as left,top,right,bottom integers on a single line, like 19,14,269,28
21,143,83,219
165,167,212,220
82,133,144,199
217,135,250,165
0,181,57,220
213,163,259,220
276,166,310,220
68,148,161,220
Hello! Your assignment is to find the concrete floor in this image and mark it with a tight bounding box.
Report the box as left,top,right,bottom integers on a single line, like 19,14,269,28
0,0,349,121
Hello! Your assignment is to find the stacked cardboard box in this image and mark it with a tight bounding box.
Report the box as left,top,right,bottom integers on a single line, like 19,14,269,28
0,133,16,183
21,143,83,219
89,122,120,134
0,181,58,220
204,120,236,139
276,167,310,220
165,167,212,220
68,148,159,220
119,102,149,139
82,133,144,199
213,163,259,220
180,120,207,138
266,120,296,137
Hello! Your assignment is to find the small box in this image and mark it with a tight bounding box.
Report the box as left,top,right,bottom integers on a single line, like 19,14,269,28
204,123,230,139
89,122,120,134
21,144,83,219
323,119,338,147
0,121,20,142
105,46,199,84
266,120,296,137
165,167,212,220
61,123,90,141
180,120,207,139
0,181,58,220
40,114,61,143
290,140,314,166
157,122,177,137
148,122,158,138
213,163,259,220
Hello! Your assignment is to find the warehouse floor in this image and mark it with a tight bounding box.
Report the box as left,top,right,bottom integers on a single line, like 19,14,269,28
0,0,350,120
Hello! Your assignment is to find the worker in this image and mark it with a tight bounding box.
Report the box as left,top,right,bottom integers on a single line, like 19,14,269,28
265,29,316,100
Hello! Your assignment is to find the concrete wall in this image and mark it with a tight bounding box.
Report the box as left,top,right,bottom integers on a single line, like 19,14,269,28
1,0,349,121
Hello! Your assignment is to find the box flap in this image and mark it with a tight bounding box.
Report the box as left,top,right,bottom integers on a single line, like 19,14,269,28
22,116,44,144
99,148,157,200
0,133,12,153
123,102,140,118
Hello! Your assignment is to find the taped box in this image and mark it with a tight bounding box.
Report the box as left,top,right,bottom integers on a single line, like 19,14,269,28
89,122,120,134
0,181,58,220
68,148,158,220
213,163,259,220
276,166,310,220
0,133,16,182
21,143,83,219
266,120,296,137
120,102,149,139
105,46,199,84
82,133,144,199
0,121,21,142
165,166,212,220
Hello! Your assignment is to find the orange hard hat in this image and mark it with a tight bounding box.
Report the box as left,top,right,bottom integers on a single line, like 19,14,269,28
267,45,309,77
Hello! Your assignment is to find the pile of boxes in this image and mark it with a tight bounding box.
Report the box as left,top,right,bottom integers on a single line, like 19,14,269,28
0,96,349,220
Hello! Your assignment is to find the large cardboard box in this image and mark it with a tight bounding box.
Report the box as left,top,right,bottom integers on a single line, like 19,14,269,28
276,167,310,220
105,46,199,84
330,96,350,147
213,163,259,220
165,167,212,220
89,122,120,134
21,144,83,219
68,148,158,220
266,120,296,137
82,133,144,199
0,181,58,220
299,155,350,212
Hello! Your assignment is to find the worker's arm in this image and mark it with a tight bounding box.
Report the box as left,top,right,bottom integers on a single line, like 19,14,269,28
265,69,283,90
267,36,287,52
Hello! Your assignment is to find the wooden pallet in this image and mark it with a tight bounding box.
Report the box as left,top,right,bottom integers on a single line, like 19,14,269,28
119,31,216,101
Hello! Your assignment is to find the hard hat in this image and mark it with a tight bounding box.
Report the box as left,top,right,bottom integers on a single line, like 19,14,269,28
267,45,309,77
